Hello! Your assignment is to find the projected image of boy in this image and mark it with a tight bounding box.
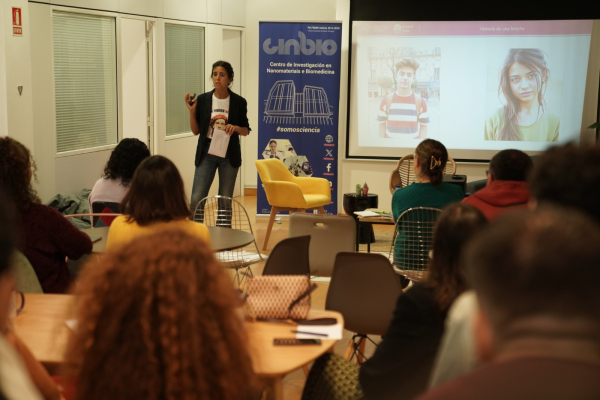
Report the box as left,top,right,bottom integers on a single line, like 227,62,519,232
378,58,430,139
485,49,559,142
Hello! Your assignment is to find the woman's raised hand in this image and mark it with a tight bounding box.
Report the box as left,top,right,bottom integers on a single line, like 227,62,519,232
185,93,197,112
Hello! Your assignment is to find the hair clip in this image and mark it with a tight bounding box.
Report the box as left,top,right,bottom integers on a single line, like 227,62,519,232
430,156,441,169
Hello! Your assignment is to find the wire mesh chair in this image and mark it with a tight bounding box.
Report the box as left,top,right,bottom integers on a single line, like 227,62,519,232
193,196,267,288
389,155,457,194
389,207,442,282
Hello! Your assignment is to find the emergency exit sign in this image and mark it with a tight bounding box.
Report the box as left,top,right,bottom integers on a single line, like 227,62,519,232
12,7,22,36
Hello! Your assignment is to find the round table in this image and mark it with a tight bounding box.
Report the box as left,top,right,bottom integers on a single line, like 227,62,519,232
82,226,255,253
342,193,378,245
206,226,255,251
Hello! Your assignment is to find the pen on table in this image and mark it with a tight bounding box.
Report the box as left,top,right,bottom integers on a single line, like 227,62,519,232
291,330,328,337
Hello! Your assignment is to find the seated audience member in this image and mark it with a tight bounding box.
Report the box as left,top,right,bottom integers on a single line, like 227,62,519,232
0,138,92,293
359,204,488,400
88,138,150,212
65,229,257,400
429,143,600,388
392,139,463,286
106,155,209,250
529,143,600,223
462,149,532,220
0,191,62,400
419,208,600,400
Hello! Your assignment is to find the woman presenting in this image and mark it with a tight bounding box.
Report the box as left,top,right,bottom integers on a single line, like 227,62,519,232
186,61,250,213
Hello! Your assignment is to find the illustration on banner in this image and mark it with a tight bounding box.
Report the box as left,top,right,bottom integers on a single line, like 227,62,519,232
263,80,334,125
261,138,313,177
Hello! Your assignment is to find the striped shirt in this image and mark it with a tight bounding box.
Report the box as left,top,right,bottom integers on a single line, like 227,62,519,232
378,92,430,135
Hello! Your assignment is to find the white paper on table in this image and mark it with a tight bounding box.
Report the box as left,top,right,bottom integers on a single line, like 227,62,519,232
354,210,380,217
294,323,343,340
208,128,230,158
65,319,78,331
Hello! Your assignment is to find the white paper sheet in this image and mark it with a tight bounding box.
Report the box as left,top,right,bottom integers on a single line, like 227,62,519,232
354,210,380,217
294,323,343,340
65,319,78,331
208,128,230,158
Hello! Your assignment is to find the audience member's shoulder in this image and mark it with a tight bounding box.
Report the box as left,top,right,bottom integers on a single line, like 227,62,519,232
26,203,63,218
440,182,464,197
405,282,434,299
111,215,129,227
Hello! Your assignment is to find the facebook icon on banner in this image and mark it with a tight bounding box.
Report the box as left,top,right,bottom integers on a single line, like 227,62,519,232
326,163,331,172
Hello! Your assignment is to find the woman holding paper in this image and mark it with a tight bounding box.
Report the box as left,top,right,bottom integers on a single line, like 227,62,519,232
185,61,250,213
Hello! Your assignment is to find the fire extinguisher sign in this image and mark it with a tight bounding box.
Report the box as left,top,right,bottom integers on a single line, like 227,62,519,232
12,7,22,36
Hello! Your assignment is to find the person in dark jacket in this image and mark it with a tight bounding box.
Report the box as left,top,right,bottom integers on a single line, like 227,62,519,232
462,149,532,221
417,208,600,400
185,60,250,213
359,203,488,400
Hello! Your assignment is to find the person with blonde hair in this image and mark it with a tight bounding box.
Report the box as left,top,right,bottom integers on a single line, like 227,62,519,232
65,229,258,400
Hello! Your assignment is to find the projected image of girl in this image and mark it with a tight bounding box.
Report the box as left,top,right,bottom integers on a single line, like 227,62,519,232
485,49,559,142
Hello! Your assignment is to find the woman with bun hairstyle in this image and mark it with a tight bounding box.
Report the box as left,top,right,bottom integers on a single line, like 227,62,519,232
391,139,463,286
0,137,92,293
106,155,209,250
485,48,559,142
66,229,258,400
185,61,250,213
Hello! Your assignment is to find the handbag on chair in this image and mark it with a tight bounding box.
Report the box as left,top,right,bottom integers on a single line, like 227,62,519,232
245,275,316,320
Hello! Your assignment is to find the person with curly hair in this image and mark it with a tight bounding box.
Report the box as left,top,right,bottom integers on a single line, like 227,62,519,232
0,191,64,400
65,229,258,400
88,138,150,212
0,137,92,293
106,155,209,250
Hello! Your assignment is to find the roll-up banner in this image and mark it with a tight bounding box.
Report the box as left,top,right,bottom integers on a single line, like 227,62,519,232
257,21,342,216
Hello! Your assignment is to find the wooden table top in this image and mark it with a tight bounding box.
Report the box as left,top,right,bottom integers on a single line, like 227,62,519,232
12,294,342,378
82,225,255,253
358,215,394,224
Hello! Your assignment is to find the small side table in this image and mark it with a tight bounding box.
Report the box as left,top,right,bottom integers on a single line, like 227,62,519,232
342,193,378,250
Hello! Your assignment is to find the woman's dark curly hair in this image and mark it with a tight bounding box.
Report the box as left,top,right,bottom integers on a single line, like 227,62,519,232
65,229,258,400
0,137,40,211
103,138,150,187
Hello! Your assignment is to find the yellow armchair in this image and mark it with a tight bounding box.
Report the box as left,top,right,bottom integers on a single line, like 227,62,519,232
256,159,331,250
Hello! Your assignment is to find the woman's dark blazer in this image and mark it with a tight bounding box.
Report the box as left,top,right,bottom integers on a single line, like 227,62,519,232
193,89,250,168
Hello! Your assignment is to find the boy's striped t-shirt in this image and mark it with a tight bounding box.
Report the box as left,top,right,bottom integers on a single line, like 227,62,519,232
378,92,430,135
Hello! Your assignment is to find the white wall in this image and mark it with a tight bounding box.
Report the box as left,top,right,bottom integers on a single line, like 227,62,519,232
0,0,8,138
12,0,245,202
1,0,34,150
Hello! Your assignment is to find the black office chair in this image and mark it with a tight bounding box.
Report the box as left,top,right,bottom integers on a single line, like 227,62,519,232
262,235,311,276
